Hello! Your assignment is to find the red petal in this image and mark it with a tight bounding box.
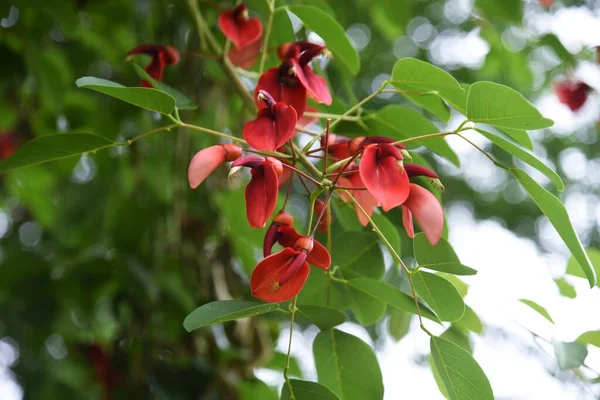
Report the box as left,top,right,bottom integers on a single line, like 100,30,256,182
244,161,279,228
218,8,262,50
280,83,308,117
255,68,308,116
348,173,379,226
359,145,409,211
403,184,444,245
298,106,319,128
188,145,227,188
401,205,415,239
229,40,261,69
243,104,297,151
292,61,332,105
128,44,164,57
251,248,310,302
276,226,330,269
278,161,293,187
255,69,282,110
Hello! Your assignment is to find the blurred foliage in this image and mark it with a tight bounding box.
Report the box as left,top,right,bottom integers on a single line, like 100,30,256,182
0,0,599,399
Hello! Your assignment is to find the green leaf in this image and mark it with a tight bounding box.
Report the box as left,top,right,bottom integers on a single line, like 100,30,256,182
539,34,576,67
76,76,176,114
498,127,534,150
366,105,460,166
287,5,360,75
371,212,401,252
388,309,412,342
576,331,600,348
476,129,564,191
413,233,476,275
554,278,576,299
346,285,386,326
347,277,439,322
281,380,340,400
183,300,279,332
313,329,383,400
511,168,596,287
0,133,116,172
420,262,477,276
440,328,472,354
133,64,196,110
438,273,469,298
332,232,384,279
413,271,465,322
475,0,522,24
467,81,553,129
239,379,278,400
402,93,451,122
453,306,484,335
297,305,346,330
553,341,588,370
430,336,494,400
391,58,463,94
440,83,469,115
566,248,600,288
518,299,554,324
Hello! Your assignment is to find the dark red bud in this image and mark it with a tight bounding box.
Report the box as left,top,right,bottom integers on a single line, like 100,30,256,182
222,144,243,161
274,210,294,226
266,157,283,176
294,237,314,253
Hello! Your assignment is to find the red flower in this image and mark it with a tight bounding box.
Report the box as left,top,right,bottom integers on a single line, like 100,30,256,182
554,80,591,111
231,155,283,228
539,0,553,7
401,184,444,245
263,211,331,269
188,144,242,188
251,238,313,302
0,134,17,159
243,90,297,151
229,39,262,69
218,4,262,50
359,143,410,211
338,165,379,226
255,41,331,116
322,133,352,161
127,44,180,87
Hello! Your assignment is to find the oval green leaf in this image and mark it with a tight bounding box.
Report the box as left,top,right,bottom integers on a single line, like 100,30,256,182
430,336,494,400
413,233,477,275
476,128,564,191
498,127,534,150
346,285,386,326
554,278,576,299
453,305,484,335
365,105,460,166
133,64,197,110
511,168,596,287
288,5,360,75
391,58,463,93
576,331,600,348
76,76,176,114
313,329,383,400
297,305,346,330
518,299,554,324
281,380,340,400
347,277,439,322
0,133,116,172
553,340,588,370
183,300,279,332
402,93,451,122
566,247,600,288
421,262,477,276
413,271,465,322
332,232,384,279
467,81,553,129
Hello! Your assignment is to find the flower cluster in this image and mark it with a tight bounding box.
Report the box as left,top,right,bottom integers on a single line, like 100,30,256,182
181,3,445,302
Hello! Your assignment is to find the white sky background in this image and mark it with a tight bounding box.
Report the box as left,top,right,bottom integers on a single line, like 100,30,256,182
2,1,600,399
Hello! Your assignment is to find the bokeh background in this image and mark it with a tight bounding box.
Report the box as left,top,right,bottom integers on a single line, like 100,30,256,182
1,0,599,399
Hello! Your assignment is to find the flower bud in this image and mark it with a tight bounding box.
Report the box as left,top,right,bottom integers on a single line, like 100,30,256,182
294,237,314,253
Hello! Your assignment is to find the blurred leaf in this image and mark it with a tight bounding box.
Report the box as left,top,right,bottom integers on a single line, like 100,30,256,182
511,168,596,287
467,82,553,129
413,271,465,322
75,77,176,114
518,299,554,324
365,105,460,166
498,127,534,150
476,128,563,190
437,273,469,298
332,232,383,279
391,58,463,94
553,341,588,371
453,306,484,335
239,379,278,400
288,5,360,75
183,301,279,331
413,233,476,275
430,336,494,400
281,379,340,400
539,34,576,67
297,305,346,330
388,309,412,342
475,0,522,24
0,133,116,172
440,328,472,354
566,248,600,288
371,212,401,251
554,278,576,299
133,64,196,110
420,262,477,276
402,93,451,122
313,329,383,400
347,285,387,326
576,331,600,349
264,352,303,378
347,278,439,322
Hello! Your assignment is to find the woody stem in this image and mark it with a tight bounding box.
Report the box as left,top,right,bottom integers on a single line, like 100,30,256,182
343,190,433,336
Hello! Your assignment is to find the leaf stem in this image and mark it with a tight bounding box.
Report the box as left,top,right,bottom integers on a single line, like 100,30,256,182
258,0,276,75
127,124,179,144
283,296,298,394
303,111,362,121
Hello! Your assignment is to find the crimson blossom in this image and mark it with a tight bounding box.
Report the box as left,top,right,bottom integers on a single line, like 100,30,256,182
243,90,297,151
554,80,591,111
218,4,263,68
127,44,180,87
